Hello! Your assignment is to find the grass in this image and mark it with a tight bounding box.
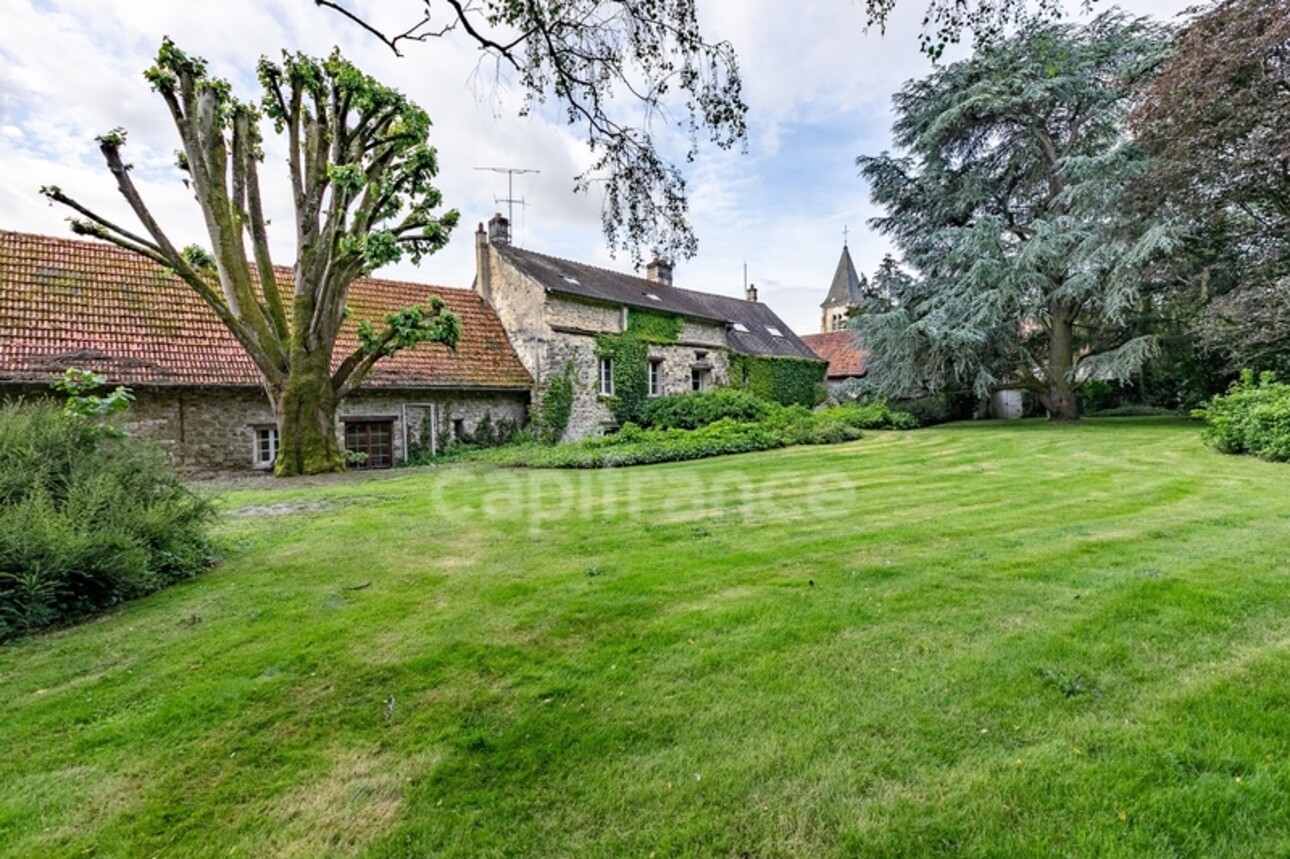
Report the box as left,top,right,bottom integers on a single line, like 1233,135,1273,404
4,418,1290,857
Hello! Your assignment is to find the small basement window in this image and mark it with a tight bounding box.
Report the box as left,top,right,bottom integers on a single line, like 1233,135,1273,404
452,418,466,440
344,419,394,469
599,356,615,396
251,425,278,469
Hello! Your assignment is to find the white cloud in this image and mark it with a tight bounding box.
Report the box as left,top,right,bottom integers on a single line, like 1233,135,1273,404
0,0,1199,335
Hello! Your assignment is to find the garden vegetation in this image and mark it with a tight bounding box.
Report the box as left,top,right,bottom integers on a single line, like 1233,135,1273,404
0,393,216,640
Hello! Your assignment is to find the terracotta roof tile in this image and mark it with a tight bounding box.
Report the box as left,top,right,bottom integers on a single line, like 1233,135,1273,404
800,331,868,379
0,231,532,390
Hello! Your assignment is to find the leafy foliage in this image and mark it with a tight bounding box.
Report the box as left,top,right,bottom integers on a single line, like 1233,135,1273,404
596,310,684,425
856,13,1173,419
538,363,576,445
318,0,747,263
1132,0,1290,371
43,39,460,475
1194,371,1290,461
478,402,915,468
728,354,827,408
641,389,769,430
53,368,134,421
0,399,216,640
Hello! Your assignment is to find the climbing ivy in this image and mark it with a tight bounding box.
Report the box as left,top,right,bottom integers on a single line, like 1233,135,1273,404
538,362,575,444
729,354,827,408
596,310,683,425
626,308,684,343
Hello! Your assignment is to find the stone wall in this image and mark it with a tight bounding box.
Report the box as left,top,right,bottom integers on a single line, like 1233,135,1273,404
0,383,528,474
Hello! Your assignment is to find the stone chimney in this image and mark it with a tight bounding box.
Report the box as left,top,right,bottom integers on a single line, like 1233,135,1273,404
475,222,491,303
646,257,673,288
746,282,758,302
488,212,510,246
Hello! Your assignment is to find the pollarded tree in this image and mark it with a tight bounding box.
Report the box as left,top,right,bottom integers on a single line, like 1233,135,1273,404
43,41,461,476
855,13,1173,419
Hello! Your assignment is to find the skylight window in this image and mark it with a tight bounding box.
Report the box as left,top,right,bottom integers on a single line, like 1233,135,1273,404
731,322,749,333
645,292,662,301
766,326,784,337
563,275,580,285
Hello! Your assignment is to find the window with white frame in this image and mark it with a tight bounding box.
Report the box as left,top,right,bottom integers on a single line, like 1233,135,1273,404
649,359,663,396
691,367,710,392
251,425,278,469
599,356,615,396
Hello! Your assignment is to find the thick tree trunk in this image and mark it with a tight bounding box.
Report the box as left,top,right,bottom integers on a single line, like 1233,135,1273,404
274,344,344,476
1041,304,1080,421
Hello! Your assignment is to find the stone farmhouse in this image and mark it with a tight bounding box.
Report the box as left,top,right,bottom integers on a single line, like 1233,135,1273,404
1,222,823,468
0,231,531,472
473,214,823,440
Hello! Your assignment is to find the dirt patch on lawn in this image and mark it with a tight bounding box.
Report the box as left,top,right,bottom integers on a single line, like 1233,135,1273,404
264,746,440,857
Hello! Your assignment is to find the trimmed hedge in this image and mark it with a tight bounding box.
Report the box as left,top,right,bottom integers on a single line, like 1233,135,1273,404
1194,370,1290,461
0,399,217,640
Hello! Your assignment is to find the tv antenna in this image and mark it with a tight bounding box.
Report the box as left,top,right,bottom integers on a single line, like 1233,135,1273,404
474,166,540,228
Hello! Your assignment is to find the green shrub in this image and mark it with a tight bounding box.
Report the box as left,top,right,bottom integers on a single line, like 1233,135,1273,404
1193,371,1290,461
473,402,916,469
891,392,976,426
0,399,217,640
641,389,769,430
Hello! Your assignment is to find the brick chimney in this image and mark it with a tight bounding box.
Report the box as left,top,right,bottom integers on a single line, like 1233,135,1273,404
475,222,491,303
646,257,672,287
746,282,758,302
488,212,510,246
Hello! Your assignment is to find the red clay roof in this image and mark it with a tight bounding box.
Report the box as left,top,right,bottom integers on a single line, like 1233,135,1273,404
0,230,531,390
800,331,868,380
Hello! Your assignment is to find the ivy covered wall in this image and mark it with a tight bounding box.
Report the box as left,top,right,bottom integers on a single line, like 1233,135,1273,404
595,309,685,425
729,354,827,408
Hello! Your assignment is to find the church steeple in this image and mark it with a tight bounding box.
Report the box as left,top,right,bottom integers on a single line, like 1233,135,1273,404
820,237,865,333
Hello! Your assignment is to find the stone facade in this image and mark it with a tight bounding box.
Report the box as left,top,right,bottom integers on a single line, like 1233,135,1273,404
2,384,528,474
481,254,736,440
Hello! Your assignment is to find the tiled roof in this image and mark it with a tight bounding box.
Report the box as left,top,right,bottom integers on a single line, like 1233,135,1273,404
495,243,823,362
0,231,531,390
800,331,868,379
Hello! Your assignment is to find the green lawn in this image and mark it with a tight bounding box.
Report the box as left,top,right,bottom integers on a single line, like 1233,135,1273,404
4,419,1290,857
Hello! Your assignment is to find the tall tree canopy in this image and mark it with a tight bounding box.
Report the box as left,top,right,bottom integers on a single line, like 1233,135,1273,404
855,13,1172,419
43,41,462,476
317,0,1092,262
1132,0,1290,370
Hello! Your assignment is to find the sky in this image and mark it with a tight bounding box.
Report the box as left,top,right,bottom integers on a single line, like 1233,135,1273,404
0,0,1196,336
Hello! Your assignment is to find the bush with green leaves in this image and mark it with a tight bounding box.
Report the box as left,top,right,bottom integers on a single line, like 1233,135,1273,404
476,401,917,469
0,399,217,640
641,389,770,430
1193,371,1290,462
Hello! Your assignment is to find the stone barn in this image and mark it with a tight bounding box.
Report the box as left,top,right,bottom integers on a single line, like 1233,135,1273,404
0,231,532,472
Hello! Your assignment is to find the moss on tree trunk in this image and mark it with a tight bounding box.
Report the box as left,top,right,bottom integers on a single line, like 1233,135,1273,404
274,343,344,477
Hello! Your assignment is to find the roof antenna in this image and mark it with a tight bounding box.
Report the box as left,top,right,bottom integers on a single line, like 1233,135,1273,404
843,224,849,247
474,166,540,236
